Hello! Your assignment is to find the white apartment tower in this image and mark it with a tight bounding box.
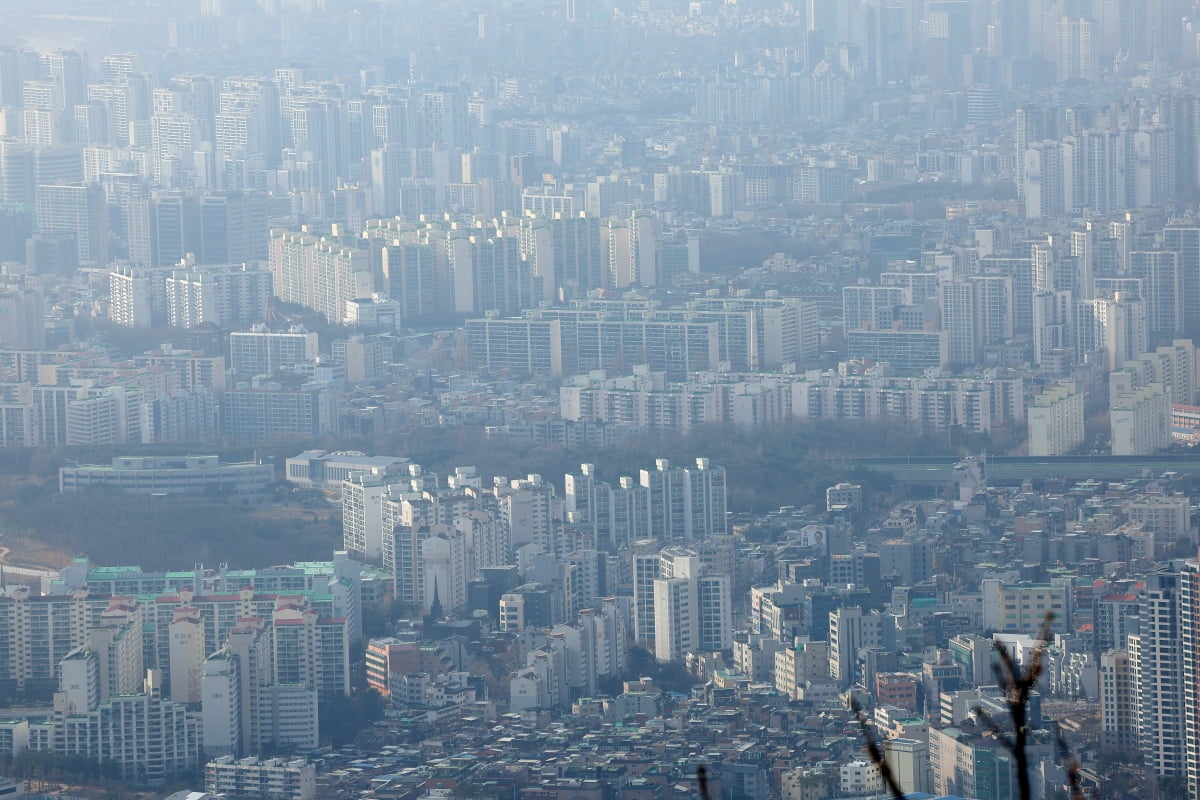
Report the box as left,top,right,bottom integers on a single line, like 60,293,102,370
1027,382,1084,456
342,474,391,563
1111,384,1170,456
652,547,732,662
639,457,727,542
631,539,661,646
1183,559,1200,799
1141,571,1184,780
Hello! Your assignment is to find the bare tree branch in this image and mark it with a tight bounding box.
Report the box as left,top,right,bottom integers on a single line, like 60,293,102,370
1052,721,1084,800
986,611,1056,800
972,705,1015,751
850,698,907,800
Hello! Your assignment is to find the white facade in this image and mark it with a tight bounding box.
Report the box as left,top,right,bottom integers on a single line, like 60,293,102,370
651,547,732,662
201,652,241,758
420,526,469,614
342,475,391,563
1111,384,1170,456
229,324,318,376
165,262,273,329
169,609,206,704
43,672,203,785
981,580,1068,635
1027,382,1084,456
205,756,316,800
270,229,372,324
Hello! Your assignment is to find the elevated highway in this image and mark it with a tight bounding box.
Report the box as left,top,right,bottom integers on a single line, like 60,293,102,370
844,453,1200,484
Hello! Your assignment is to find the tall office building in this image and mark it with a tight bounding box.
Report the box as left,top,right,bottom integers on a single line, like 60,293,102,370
41,50,87,111
829,605,885,687
0,47,21,108
862,0,908,86
1161,94,1200,199
1162,225,1200,332
34,182,108,264
85,83,134,146
1134,124,1176,208
939,281,979,367
151,191,199,267
0,284,45,348
922,0,974,88
0,140,33,204
1130,250,1184,337
198,191,270,264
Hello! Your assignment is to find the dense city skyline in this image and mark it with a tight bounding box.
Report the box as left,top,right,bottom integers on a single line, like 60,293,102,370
8,2,1200,800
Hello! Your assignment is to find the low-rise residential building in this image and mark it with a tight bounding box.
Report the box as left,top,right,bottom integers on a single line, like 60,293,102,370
204,756,316,800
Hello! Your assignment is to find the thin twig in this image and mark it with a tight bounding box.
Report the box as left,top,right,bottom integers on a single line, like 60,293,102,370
1052,721,1084,800
972,705,1015,750
697,764,711,800
850,698,906,800
985,612,1055,800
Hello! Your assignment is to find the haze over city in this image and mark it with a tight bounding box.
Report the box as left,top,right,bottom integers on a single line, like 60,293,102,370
5,2,1200,800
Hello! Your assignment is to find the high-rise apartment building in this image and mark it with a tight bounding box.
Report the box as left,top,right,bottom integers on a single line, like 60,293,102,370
1140,571,1185,779
165,261,273,329
652,546,732,662
1111,384,1170,455
1099,648,1136,751
1027,382,1085,456
630,539,662,646
269,229,372,324
638,458,727,542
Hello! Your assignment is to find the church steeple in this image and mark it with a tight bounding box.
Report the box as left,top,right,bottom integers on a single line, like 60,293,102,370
428,575,443,623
